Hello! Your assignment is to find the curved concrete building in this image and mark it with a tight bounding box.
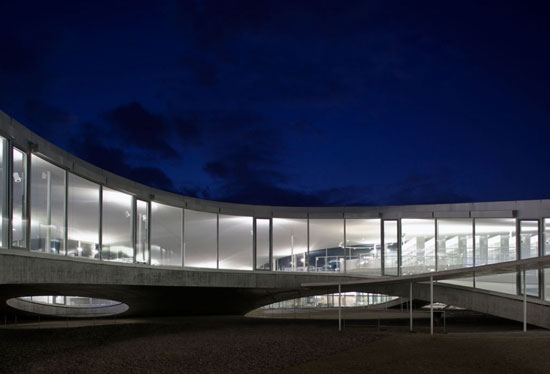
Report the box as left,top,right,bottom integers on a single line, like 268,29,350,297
1,109,550,328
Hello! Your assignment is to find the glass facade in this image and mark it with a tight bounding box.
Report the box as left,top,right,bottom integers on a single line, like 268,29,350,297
102,187,133,262
401,219,435,275
11,147,27,248
383,220,399,276
2,135,550,310
255,218,270,270
135,200,149,263
67,173,100,259
184,209,217,269
30,155,66,254
0,137,7,247
218,214,253,270
273,218,308,271
345,219,381,276
151,202,182,266
309,219,344,272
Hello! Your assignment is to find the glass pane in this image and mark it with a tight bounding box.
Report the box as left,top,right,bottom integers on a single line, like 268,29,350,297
11,147,27,248
256,219,270,270
273,218,307,272
345,219,381,276
544,219,550,256
67,173,100,259
383,221,398,276
151,202,182,266
401,219,435,275
475,273,517,295
437,219,473,270
309,219,344,272
219,214,253,270
184,209,217,269
545,269,550,301
30,155,66,254
102,187,133,262
475,218,516,265
520,220,538,259
135,200,149,263
519,270,539,297
0,138,9,247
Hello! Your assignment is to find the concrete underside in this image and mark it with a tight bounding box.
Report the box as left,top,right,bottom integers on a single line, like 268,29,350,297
2,251,550,329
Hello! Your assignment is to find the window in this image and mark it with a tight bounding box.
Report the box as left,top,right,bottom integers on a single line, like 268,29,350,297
67,173,100,259
436,219,473,270
184,209,217,269
255,219,271,270
345,219,381,276
401,219,435,275
219,214,253,270
273,218,307,272
135,200,149,263
309,219,344,272
474,218,516,294
151,202,182,266
11,147,27,248
0,137,8,247
30,155,66,254
383,220,398,275
102,187,133,262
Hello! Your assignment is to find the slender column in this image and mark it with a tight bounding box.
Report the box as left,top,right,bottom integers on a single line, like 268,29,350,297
338,283,342,332
522,269,527,332
409,282,413,332
430,276,434,335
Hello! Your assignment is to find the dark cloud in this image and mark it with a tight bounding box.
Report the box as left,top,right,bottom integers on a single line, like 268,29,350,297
24,100,76,134
69,123,175,192
103,102,178,158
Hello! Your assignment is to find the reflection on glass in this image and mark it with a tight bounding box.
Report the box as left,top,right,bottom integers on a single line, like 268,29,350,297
219,214,253,270
273,218,307,272
184,209,217,269
401,219,435,275
135,200,149,263
545,269,550,301
437,219,473,270
67,173,100,259
11,148,27,248
256,219,270,270
519,220,538,259
30,155,66,254
102,188,133,262
151,202,182,266
0,138,9,247
345,219,381,275
545,219,550,256
309,219,344,272
383,220,398,276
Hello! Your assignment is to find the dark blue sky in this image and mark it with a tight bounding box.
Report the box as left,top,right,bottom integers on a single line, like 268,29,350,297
1,1,549,206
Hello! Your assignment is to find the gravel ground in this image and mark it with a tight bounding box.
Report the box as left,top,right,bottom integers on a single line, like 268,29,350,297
0,316,547,374
0,316,382,374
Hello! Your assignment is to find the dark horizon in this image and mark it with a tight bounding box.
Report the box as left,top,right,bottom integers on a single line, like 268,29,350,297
1,1,549,207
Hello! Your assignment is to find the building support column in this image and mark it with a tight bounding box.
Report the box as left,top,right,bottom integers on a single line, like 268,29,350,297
430,276,434,336
522,269,527,332
338,283,342,332
409,282,413,332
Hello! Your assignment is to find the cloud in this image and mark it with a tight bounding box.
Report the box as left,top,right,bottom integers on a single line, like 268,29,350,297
103,102,178,158
69,122,175,192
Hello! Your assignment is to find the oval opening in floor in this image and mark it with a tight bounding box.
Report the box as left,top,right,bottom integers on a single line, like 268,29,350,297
6,296,129,318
